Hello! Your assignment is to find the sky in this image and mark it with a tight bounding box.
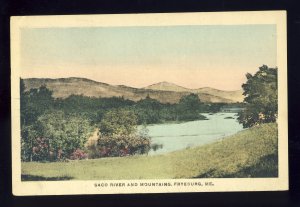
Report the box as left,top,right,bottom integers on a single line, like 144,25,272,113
20,25,277,91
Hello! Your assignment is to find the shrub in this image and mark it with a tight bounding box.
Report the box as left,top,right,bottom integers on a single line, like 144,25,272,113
97,108,151,157
86,144,102,159
97,134,151,157
22,110,94,162
32,137,50,161
151,143,163,152
69,149,88,160
36,111,93,160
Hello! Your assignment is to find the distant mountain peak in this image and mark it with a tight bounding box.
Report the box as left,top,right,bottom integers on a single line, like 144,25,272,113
159,81,174,84
148,81,177,86
144,81,190,92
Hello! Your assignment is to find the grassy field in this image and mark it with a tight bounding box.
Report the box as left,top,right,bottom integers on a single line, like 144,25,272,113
22,123,278,181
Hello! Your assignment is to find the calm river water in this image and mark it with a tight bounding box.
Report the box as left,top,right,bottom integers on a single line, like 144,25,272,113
140,113,243,155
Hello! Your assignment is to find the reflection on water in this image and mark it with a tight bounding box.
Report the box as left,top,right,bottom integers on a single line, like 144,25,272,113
139,113,243,155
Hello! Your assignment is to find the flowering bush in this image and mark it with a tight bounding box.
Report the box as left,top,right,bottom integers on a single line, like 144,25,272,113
21,111,94,162
69,149,88,160
97,134,151,157
32,137,50,161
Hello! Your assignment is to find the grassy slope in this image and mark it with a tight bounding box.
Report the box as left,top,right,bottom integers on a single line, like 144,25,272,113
21,123,278,181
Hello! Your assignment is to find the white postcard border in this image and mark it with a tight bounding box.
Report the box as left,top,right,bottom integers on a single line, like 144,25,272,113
11,11,288,195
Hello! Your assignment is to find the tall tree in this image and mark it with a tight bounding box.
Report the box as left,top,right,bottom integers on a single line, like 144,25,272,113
238,65,278,128
177,93,202,121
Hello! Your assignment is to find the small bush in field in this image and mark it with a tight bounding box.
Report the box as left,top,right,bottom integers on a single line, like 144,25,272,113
32,137,50,161
97,134,151,157
86,144,102,159
69,149,88,160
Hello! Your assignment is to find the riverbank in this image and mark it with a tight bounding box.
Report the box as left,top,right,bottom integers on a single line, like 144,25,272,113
21,123,278,181
142,114,209,126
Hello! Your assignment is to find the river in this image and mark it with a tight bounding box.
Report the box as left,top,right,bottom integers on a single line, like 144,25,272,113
141,113,243,155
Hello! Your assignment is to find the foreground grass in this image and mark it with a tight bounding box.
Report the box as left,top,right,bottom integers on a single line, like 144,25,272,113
22,123,278,180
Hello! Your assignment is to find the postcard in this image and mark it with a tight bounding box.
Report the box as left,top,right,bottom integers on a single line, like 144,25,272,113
11,11,288,195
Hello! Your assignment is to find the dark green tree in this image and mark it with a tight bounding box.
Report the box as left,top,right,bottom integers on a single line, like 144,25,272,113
21,84,54,126
176,93,204,121
134,96,162,124
238,65,278,128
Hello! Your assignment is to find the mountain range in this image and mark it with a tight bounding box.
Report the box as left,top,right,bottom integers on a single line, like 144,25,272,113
23,77,244,103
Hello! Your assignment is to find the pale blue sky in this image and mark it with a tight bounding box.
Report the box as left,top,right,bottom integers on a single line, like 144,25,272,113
21,25,277,90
